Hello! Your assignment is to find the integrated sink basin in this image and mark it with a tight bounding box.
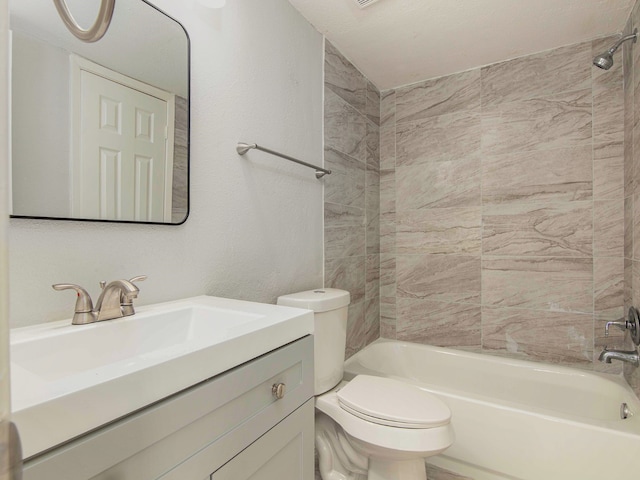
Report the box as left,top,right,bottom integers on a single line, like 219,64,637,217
10,295,314,459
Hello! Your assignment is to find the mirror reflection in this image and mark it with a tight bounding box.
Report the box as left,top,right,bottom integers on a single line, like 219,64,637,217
10,0,189,224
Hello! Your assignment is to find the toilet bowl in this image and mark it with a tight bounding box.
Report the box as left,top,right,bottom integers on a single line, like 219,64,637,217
316,376,453,479
277,289,454,480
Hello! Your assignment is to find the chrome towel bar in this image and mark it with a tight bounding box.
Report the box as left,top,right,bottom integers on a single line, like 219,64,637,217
236,143,331,179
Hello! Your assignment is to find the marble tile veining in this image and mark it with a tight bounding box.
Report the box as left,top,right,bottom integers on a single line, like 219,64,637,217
324,202,365,229
380,212,396,254
634,193,640,261
397,298,481,348
366,254,380,301
365,297,381,346
345,299,365,358
380,90,396,127
324,225,366,260
324,40,366,112
325,255,366,301
325,88,366,161
380,302,397,339
482,256,593,313
482,202,593,257
396,156,481,210
366,122,380,171
593,62,624,144
482,146,592,204
395,69,480,123
366,170,380,255
594,257,625,320
481,89,592,155
594,200,624,258
324,148,365,209
397,254,481,304
624,24,635,202
480,42,591,108
396,111,480,167
482,307,593,365
625,196,633,259
397,207,482,255
378,84,395,176
593,141,624,200
379,253,396,296
379,169,396,215
365,81,381,126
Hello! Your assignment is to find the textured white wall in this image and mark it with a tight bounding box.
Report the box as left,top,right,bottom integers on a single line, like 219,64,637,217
7,0,325,328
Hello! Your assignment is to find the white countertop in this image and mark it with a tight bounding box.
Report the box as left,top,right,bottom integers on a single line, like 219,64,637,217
11,295,314,459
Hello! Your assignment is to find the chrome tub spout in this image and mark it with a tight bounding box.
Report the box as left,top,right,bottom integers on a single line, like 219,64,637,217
598,347,640,367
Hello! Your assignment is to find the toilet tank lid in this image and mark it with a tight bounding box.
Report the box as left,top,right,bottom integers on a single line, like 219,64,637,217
277,288,350,313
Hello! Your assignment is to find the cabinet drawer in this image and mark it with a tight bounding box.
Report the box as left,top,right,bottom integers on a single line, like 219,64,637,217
23,336,314,480
210,399,314,480
159,399,314,480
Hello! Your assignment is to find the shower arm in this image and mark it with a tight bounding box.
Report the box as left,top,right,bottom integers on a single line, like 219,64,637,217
606,29,638,55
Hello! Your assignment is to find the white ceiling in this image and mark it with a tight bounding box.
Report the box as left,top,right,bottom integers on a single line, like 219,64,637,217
288,0,636,90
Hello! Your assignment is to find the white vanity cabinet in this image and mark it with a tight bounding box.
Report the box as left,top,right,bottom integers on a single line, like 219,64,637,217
22,335,315,480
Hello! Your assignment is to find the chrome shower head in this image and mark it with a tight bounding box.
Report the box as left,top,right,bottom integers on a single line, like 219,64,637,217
593,52,614,70
593,28,638,70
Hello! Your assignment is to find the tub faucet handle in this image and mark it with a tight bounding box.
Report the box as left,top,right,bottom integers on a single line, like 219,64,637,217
605,307,640,346
605,320,629,336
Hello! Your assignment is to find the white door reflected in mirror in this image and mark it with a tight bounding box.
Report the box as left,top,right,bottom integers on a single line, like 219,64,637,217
73,57,174,222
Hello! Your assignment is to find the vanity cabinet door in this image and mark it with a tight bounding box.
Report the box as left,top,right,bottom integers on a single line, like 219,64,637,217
210,399,314,480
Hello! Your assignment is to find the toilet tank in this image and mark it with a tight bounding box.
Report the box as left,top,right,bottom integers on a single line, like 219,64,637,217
277,289,350,395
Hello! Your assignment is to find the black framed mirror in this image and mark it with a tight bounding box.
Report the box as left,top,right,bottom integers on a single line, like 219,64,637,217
9,0,190,224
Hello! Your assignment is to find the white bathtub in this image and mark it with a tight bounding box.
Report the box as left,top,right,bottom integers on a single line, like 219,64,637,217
343,339,640,480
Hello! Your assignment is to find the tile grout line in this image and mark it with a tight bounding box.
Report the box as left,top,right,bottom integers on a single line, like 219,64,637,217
480,68,485,355
591,48,597,366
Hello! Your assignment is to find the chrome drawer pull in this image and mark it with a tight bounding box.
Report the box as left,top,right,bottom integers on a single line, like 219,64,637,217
272,383,286,400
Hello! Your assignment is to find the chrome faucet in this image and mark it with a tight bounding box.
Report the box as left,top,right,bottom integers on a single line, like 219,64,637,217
94,279,139,321
598,348,640,367
598,306,640,367
53,275,146,325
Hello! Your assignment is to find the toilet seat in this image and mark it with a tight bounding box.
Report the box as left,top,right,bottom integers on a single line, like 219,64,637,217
337,375,451,429
315,380,454,456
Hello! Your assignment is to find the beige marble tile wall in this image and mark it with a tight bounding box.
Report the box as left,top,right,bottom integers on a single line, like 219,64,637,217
324,40,380,357
379,38,627,373
624,0,640,396
172,95,189,223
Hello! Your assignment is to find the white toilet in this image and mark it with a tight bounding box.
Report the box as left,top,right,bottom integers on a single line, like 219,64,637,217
277,288,454,480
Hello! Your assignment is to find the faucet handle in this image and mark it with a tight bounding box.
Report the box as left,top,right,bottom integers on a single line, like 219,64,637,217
120,275,146,316
52,284,95,325
605,320,629,337
604,307,640,346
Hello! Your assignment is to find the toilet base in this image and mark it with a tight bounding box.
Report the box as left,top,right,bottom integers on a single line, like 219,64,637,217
316,411,433,480
369,458,427,480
